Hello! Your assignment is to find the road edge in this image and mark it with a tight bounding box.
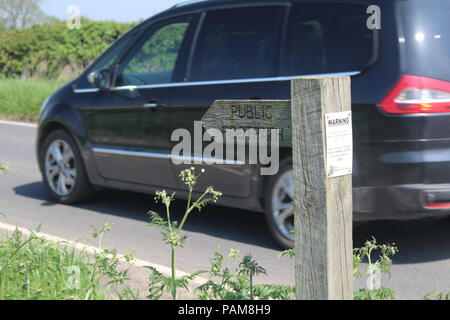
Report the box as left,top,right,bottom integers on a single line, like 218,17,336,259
0,120,38,128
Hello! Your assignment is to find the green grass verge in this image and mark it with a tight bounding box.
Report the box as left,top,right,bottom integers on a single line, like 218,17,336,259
0,229,134,300
0,79,64,121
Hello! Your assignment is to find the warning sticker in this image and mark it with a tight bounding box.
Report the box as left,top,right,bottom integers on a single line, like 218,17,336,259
325,112,353,178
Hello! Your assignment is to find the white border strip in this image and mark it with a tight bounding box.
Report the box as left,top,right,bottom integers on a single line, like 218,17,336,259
0,222,207,286
0,120,37,128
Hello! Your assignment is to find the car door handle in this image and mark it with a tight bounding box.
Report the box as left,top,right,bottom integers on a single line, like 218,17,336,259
143,103,165,108
143,103,158,108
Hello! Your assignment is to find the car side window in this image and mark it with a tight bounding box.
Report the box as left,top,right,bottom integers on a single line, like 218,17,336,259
116,16,191,87
285,3,374,76
189,6,285,82
76,32,138,89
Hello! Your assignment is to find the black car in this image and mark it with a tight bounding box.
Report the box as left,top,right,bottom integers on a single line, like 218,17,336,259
37,0,450,248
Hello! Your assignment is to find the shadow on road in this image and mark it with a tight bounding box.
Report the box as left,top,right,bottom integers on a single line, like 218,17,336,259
15,181,450,263
14,181,279,250
354,217,450,264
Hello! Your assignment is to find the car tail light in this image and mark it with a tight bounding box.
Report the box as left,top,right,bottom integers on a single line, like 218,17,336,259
379,75,450,114
425,202,450,209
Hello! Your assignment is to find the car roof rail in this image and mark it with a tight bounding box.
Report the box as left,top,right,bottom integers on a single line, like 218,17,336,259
173,0,211,8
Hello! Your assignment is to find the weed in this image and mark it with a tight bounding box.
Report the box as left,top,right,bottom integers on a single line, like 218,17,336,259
353,238,398,300
197,249,294,300
147,168,221,300
0,224,136,300
424,292,450,300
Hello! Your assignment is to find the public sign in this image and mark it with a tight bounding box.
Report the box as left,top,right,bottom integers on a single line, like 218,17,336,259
201,100,292,147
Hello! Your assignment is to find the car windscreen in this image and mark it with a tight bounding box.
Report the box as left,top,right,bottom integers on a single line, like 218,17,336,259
401,0,450,82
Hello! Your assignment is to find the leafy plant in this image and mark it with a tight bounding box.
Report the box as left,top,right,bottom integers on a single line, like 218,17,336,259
85,223,136,300
279,231,295,259
424,292,450,300
279,248,295,259
146,266,202,301
147,168,222,300
239,255,267,300
353,287,396,301
278,237,399,300
0,163,9,173
353,238,398,300
0,225,136,300
197,249,294,300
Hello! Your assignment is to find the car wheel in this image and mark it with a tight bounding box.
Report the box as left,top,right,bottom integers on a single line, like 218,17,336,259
264,161,295,249
40,129,94,204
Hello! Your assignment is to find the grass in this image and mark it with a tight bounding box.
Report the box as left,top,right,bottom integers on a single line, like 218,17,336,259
0,78,64,122
0,228,135,300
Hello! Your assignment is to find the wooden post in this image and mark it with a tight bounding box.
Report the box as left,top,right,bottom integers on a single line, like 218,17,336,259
292,76,353,300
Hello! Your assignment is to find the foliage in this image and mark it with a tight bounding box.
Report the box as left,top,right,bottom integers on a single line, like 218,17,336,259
146,266,203,301
279,248,295,259
238,255,267,300
279,236,400,300
0,78,63,120
0,224,136,300
126,22,188,75
0,0,54,29
1,162,444,301
86,223,136,300
353,287,396,301
0,163,9,173
424,292,450,301
278,231,295,259
0,21,134,79
196,249,294,300
147,168,222,300
353,238,398,300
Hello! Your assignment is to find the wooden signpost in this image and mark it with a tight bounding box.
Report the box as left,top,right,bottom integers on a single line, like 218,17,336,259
202,100,292,147
202,76,353,300
292,77,353,300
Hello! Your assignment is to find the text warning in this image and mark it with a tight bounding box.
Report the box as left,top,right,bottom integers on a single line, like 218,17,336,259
325,112,353,178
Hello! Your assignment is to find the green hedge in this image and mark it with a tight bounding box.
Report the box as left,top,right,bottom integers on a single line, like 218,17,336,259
0,21,134,80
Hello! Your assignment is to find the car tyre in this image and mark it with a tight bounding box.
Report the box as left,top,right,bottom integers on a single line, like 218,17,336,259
264,160,295,249
39,129,94,204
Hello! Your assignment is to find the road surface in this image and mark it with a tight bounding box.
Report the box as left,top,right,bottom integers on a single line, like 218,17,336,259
1,121,449,299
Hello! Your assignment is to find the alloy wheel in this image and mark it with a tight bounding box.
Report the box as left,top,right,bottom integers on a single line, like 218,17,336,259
271,169,294,241
45,139,77,197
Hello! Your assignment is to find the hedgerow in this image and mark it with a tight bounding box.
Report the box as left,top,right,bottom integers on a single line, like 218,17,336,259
0,21,135,80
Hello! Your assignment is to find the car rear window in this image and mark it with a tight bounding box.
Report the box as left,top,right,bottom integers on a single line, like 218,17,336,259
400,0,450,82
284,3,375,76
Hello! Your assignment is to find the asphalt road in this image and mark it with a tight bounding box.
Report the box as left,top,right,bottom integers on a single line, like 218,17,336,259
1,121,450,300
